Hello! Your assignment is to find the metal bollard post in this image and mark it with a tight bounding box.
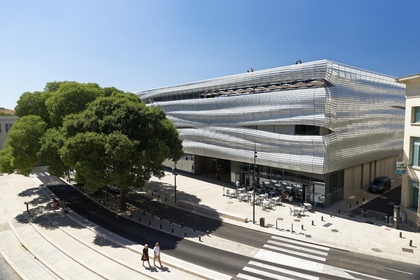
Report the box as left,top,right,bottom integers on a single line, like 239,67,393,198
160,216,162,220
139,217,141,222
291,224,293,233
24,202,29,212
409,240,413,247
199,235,201,241
170,219,172,224
338,209,340,214
349,204,351,209
356,201,358,205
165,197,167,201
312,220,314,226
194,226,196,232
400,232,402,238
321,216,324,221
149,221,151,225
181,223,183,228
172,228,174,233
143,209,146,214
301,224,304,230
152,192,153,196
158,194,160,198
151,212,153,217
184,232,187,237
330,212,332,217
160,224,162,229
363,197,365,202
207,230,209,236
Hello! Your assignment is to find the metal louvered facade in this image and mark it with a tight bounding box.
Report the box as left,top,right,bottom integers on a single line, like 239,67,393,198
134,60,405,176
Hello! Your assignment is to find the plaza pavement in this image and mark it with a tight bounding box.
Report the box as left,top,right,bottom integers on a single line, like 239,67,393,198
1,170,419,280
0,172,231,280
141,171,420,265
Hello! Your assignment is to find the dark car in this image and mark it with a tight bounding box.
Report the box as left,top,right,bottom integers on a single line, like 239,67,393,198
368,176,391,193
107,184,121,194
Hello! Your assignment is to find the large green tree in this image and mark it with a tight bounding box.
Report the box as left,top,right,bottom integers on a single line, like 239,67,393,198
2,115,47,175
15,91,52,127
0,82,183,211
61,95,183,209
45,82,102,128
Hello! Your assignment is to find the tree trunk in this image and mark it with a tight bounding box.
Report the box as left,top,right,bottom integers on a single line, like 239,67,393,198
120,189,126,210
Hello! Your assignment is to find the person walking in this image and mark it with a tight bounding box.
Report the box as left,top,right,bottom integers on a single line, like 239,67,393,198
142,244,151,267
153,242,162,268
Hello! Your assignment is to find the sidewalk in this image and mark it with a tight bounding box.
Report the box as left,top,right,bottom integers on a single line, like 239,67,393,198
139,171,420,265
0,173,231,280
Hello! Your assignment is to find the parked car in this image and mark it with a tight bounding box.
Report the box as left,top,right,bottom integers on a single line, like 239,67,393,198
368,176,391,193
107,184,121,194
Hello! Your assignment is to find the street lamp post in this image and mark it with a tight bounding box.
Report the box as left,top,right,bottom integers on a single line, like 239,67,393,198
253,144,257,224
174,162,177,203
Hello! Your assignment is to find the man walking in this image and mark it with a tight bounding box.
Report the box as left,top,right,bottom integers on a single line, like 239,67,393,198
153,242,162,268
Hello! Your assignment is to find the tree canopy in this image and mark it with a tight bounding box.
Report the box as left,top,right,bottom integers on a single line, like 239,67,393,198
0,81,183,210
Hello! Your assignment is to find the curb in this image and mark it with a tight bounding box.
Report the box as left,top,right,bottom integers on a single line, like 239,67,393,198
59,178,232,280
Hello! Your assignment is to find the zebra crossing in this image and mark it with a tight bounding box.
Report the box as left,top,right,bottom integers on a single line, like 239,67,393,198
236,235,389,280
31,172,50,177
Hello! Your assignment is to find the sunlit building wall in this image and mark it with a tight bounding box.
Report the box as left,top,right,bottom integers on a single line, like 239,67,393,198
135,60,405,207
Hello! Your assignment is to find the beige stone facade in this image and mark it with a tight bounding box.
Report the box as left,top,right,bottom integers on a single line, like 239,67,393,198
396,74,420,229
0,115,19,150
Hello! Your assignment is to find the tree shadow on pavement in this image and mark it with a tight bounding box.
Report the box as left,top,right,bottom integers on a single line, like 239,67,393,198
127,181,224,234
17,187,52,207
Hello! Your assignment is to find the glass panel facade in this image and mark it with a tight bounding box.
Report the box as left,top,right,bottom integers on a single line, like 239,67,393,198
295,125,320,135
412,137,420,167
230,160,338,207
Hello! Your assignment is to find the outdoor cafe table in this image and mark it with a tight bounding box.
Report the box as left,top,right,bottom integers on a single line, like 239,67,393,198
293,206,304,216
237,188,245,193
303,202,312,210
261,200,270,209
238,193,247,201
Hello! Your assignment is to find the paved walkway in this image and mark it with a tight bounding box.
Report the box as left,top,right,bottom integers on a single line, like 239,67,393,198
141,171,420,265
1,170,419,280
0,173,230,280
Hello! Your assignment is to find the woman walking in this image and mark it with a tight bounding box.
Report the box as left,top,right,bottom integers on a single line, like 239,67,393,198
142,244,151,267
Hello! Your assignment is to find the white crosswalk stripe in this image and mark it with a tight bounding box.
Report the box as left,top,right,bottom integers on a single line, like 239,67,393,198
236,236,329,280
236,235,391,280
31,172,50,177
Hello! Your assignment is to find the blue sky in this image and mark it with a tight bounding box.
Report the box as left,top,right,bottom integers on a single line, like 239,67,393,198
1,0,419,110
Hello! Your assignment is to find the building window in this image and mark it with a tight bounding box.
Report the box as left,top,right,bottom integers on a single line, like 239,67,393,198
412,137,420,167
5,123,13,133
295,125,320,135
413,107,420,123
409,180,419,211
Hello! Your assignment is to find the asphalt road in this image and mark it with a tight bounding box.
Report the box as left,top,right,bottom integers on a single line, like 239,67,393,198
39,177,255,277
34,173,420,279
359,186,402,217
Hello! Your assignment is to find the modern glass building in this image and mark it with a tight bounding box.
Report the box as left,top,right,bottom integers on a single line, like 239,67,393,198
134,60,405,207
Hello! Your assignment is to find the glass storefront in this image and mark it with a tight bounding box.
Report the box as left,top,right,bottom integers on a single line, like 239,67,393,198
168,154,343,208
231,161,343,208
